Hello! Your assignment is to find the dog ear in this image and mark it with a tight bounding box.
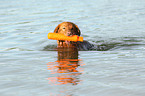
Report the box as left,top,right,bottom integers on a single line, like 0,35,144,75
74,24,81,36
54,25,60,33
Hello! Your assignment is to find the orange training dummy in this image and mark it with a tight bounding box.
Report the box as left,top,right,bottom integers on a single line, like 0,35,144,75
47,33,83,42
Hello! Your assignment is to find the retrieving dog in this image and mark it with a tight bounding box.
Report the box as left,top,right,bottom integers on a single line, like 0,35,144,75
54,22,93,50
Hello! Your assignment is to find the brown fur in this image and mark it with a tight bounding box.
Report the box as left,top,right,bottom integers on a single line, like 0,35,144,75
54,22,93,50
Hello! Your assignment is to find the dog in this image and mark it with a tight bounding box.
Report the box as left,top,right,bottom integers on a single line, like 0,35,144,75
54,22,94,50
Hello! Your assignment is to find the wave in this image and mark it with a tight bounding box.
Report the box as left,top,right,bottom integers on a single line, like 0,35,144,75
93,37,145,51
43,37,145,51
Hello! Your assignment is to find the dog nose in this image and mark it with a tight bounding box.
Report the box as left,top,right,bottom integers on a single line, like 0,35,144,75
67,32,72,36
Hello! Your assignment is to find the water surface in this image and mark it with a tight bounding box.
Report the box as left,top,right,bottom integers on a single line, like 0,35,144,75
0,0,145,96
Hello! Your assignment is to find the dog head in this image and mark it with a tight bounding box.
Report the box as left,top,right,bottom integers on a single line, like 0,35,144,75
54,22,81,47
54,22,81,36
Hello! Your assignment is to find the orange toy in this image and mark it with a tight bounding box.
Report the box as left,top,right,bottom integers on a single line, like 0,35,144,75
47,33,83,42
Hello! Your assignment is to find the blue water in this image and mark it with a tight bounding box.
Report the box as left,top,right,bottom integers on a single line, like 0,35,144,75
0,0,145,96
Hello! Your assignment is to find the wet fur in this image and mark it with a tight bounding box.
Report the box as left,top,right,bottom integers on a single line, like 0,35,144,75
54,22,93,50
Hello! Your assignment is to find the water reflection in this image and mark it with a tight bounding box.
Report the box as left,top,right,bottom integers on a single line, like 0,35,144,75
47,47,84,85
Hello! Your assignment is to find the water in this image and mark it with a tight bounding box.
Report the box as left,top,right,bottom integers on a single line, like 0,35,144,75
0,0,145,96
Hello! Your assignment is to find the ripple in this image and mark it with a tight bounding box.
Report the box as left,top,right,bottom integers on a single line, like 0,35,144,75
3,47,34,51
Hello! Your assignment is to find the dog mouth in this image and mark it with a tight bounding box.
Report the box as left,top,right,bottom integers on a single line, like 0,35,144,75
58,40,77,46
58,34,78,46
60,40,72,44
65,41,71,44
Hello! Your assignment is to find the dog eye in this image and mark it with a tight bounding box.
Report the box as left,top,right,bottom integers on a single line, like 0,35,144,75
63,27,65,29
